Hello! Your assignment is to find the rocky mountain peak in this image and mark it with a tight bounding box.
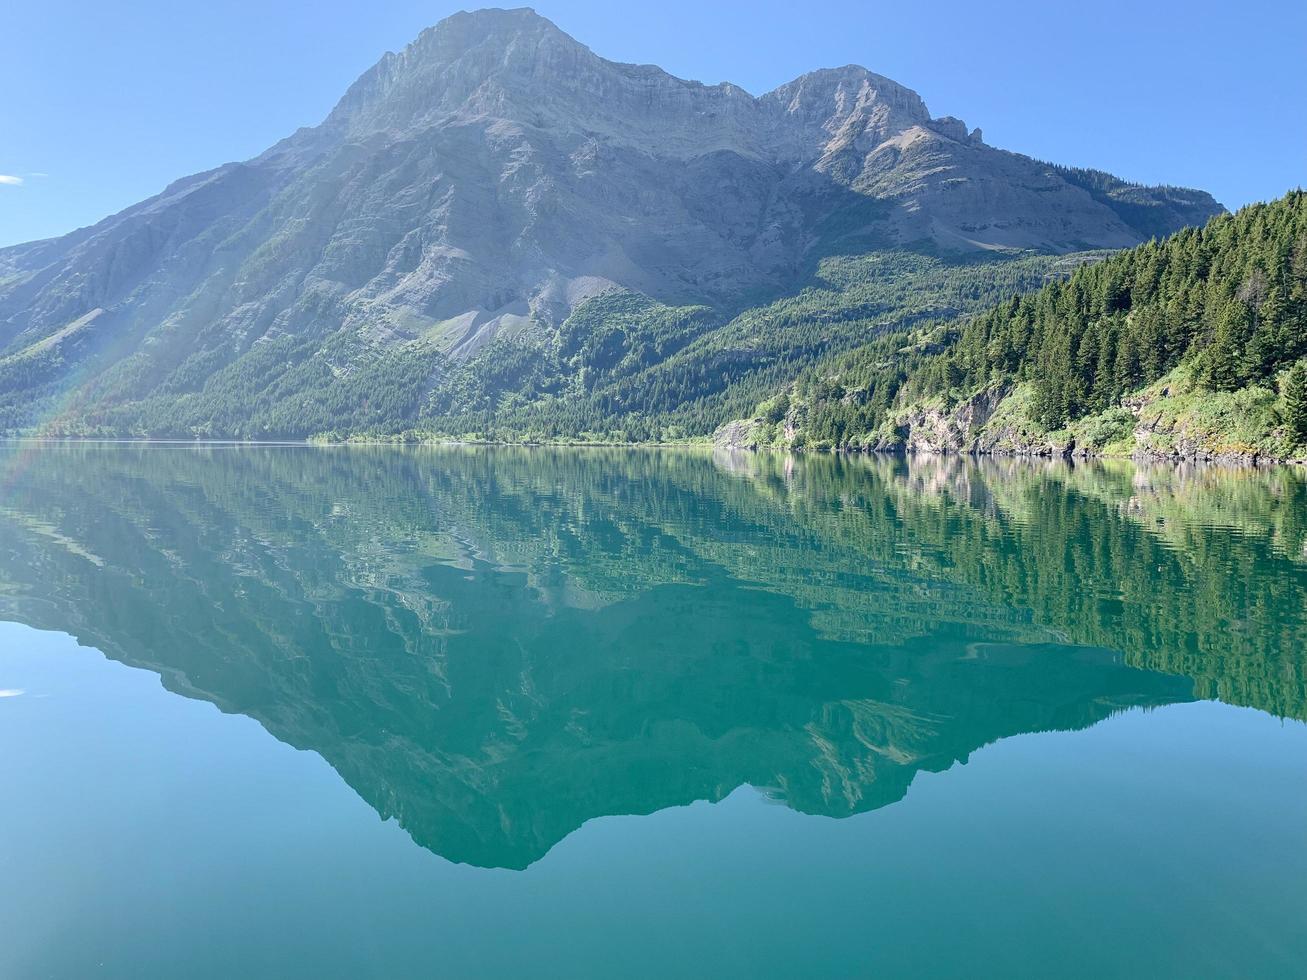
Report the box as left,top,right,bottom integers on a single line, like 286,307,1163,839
324,10,949,163
324,7,596,134
768,66,931,131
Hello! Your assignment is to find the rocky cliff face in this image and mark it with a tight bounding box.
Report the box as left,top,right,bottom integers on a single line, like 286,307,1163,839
0,7,1223,435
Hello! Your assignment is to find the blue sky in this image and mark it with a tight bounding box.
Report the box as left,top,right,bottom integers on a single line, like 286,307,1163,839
2,0,1303,247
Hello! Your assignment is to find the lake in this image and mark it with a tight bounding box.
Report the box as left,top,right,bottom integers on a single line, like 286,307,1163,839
1,444,1305,978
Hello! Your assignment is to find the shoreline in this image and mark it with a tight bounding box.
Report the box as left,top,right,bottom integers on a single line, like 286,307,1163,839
715,440,1307,468
0,435,716,451
5,434,1303,468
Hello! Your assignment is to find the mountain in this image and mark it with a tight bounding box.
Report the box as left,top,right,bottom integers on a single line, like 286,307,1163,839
719,192,1307,462
0,7,1223,440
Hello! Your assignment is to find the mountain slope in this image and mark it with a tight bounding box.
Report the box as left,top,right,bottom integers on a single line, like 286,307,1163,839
0,7,1223,439
719,192,1307,461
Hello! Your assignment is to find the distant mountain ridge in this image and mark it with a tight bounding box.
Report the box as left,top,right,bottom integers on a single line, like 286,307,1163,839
0,7,1223,438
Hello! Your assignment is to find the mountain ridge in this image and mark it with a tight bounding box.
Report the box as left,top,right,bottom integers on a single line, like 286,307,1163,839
0,7,1224,438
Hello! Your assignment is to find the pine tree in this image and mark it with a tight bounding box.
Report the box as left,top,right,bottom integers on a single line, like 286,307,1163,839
1198,300,1249,391
1283,360,1307,444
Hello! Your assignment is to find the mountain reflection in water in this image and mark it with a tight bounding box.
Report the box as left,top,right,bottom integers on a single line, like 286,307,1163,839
0,444,1302,869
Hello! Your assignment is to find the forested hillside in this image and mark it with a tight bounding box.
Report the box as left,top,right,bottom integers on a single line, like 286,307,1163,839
724,191,1307,461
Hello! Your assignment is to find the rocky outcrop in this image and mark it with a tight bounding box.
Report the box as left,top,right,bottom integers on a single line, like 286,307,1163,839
876,387,1009,454
718,376,1306,466
713,419,763,451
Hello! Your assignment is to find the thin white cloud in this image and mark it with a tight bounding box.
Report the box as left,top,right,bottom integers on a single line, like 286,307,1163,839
0,688,26,698
0,175,23,186
26,172,48,179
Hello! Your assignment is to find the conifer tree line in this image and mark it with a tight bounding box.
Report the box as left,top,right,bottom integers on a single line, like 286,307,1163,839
787,191,1307,448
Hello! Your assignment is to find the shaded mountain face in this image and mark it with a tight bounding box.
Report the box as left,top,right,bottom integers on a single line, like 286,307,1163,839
0,8,1222,437
0,445,1303,868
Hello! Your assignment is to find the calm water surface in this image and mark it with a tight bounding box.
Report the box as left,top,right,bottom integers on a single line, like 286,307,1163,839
0,445,1305,978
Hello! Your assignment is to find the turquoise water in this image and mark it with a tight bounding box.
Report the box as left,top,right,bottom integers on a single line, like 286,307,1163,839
0,445,1305,977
